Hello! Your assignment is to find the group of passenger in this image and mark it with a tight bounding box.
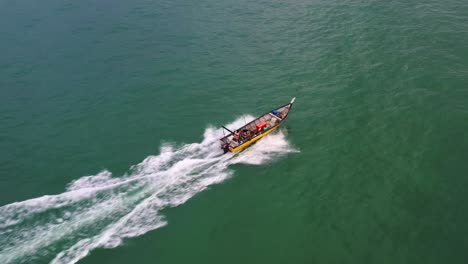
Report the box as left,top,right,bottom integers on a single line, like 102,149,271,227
232,129,253,143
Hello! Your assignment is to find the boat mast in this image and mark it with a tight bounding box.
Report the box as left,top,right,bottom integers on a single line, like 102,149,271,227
222,126,234,135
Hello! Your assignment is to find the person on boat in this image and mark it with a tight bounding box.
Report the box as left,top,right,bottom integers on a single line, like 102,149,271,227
222,142,230,153
241,129,248,140
233,130,240,142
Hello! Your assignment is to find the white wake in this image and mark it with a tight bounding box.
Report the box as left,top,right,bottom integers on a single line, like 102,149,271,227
0,116,297,264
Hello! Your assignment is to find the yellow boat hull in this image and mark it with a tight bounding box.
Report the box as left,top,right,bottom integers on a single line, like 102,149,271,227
229,125,280,153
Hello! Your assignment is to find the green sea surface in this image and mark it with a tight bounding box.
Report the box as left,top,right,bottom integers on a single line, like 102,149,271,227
1,0,468,263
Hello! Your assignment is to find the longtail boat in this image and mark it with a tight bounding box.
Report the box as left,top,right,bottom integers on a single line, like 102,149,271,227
220,97,296,154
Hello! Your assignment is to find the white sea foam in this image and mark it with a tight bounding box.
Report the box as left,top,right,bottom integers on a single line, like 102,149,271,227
0,115,297,264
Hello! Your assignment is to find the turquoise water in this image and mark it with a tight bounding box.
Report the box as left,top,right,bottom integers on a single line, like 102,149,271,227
1,0,468,263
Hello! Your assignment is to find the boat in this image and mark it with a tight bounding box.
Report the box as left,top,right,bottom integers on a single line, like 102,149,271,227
220,97,296,153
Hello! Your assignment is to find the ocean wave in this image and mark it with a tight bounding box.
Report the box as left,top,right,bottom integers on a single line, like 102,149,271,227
0,115,297,264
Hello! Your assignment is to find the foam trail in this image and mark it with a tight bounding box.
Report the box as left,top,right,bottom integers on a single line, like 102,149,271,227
0,116,298,264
